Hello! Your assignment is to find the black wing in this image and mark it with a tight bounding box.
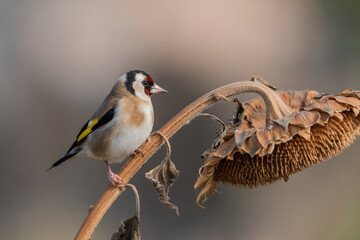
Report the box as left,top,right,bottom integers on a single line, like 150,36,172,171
48,107,116,170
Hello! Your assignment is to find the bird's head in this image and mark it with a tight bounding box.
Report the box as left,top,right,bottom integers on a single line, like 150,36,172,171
123,70,168,101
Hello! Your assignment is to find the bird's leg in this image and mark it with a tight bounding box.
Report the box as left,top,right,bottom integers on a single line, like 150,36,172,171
105,161,124,186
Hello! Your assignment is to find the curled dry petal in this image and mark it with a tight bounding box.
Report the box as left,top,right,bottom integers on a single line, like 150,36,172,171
195,85,360,205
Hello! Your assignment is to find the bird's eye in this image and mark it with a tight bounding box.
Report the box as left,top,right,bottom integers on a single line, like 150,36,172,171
142,81,149,87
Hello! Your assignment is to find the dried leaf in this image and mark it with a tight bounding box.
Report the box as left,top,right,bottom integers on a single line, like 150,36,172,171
111,183,141,240
145,131,180,215
146,158,180,215
111,215,140,240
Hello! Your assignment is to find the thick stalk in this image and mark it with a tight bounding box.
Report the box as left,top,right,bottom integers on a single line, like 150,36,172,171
75,80,291,240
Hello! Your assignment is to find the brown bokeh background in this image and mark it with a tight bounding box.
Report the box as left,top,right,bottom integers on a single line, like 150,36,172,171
1,1,360,239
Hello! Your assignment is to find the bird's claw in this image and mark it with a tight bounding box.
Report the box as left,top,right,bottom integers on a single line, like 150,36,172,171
131,148,145,158
108,171,124,186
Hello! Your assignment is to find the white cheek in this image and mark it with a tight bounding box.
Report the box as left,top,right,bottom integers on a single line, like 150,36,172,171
135,89,150,101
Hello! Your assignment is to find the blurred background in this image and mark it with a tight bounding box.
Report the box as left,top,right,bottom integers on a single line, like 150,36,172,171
1,0,360,239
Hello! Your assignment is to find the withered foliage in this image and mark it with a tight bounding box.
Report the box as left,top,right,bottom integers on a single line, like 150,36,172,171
110,183,141,240
111,215,140,240
145,132,180,215
195,84,360,205
146,158,180,215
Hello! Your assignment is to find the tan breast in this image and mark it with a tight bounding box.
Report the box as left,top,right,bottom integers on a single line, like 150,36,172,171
120,95,154,127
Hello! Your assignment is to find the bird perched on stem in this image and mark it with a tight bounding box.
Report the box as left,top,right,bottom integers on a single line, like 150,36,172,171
48,70,168,185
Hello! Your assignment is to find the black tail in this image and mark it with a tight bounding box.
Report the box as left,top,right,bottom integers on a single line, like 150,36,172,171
47,152,77,171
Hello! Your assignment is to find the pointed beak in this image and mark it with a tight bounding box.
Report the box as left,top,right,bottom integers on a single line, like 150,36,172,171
150,83,168,94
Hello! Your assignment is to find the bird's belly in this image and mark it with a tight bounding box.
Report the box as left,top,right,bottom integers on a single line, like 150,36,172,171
105,124,152,163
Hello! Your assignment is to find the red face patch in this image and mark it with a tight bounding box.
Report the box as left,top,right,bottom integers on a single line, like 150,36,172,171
144,88,151,96
143,75,154,96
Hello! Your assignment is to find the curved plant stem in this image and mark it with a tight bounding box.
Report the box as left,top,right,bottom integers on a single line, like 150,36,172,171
75,80,290,240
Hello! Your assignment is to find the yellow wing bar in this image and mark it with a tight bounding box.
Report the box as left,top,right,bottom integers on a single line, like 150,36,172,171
77,118,99,142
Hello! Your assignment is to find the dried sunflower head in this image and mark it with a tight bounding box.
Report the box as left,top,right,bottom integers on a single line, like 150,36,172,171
195,83,360,206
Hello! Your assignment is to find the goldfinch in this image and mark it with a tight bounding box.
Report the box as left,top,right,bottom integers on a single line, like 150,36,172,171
49,70,168,185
